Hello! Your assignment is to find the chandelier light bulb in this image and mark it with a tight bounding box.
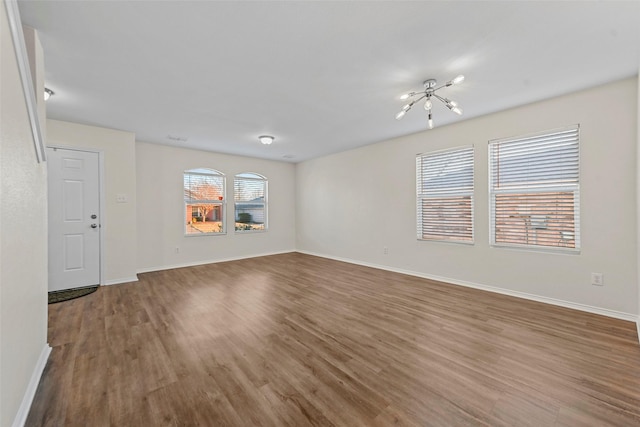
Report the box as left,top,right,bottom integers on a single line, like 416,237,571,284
44,87,54,101
400,92,414,100
395,110,406,120
428,113,434,129
445,99,463,115
424,99,433,110
452,75,465,85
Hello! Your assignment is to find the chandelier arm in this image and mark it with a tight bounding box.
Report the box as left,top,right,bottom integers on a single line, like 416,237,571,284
432,93,448,104
407,91,428,101
432,84,451,92
413,94,427,103
405,94,427,108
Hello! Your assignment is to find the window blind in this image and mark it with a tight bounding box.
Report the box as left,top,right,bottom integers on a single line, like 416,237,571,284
234,175,265,203
234,173,267,232
416,146,474,242
184,170,224,203
489,125,580,250
184,168,226,235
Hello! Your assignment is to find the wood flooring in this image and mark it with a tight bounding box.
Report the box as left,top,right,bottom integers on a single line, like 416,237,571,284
26,253,640,426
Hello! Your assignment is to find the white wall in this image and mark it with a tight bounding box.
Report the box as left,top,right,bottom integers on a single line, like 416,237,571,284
297,77,638,318
0,8,49,427
136,142,296,271
47,120,138,284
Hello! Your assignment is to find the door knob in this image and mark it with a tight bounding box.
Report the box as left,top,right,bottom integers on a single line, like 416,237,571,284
91,214,97,219
90,224,98,229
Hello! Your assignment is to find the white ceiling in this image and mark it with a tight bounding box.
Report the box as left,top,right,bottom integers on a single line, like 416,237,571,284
18,1,640,163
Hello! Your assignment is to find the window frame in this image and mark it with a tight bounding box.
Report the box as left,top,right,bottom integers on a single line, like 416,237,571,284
488,125,580,253
184,168,226,236
416,145,475,244
234,172,268,234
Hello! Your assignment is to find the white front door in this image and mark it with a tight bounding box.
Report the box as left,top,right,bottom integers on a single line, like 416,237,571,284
47,147,101,291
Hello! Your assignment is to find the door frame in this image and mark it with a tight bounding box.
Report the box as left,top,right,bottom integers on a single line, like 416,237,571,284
47,145,106,286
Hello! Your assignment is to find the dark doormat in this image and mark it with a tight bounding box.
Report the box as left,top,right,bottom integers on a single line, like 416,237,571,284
48,285,99,304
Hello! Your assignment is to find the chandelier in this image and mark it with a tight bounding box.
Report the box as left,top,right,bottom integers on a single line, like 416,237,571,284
395,75,465,129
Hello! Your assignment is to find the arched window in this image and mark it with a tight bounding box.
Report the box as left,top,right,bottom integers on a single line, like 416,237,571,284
184,168,226,235
234,173,267,232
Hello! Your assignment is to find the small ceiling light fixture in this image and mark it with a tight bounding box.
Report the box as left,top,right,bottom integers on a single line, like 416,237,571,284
259,135,274,145
44,87,54,101
395,75,465,129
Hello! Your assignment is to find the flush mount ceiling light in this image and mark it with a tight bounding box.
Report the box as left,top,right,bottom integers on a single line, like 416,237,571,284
259,135,274,145
44,87,54,101
395,75,464,129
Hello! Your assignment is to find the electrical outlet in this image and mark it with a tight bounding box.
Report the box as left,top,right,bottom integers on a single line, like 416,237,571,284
116,193,127,203
591,272,604,286
383,246,389,255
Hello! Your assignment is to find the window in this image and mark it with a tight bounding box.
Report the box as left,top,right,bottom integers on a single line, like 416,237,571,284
416,146,474,242
184,168,225,235
234,173,267,232
489,125,580,251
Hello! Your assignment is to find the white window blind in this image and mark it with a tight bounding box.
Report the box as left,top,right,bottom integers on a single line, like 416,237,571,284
234,173,267,232
416,146,474,242
184,168,226,235
489,125,580,250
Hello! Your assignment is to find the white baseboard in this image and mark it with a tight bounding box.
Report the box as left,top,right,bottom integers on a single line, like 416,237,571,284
103,276,139,286
296,250,638,323
12,344,51,427
136,250,296,274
